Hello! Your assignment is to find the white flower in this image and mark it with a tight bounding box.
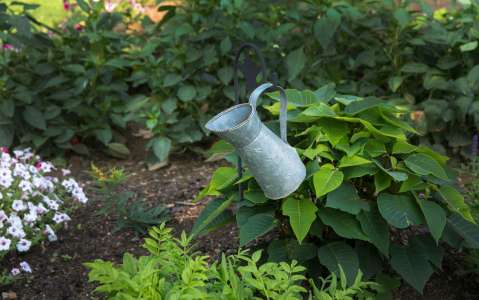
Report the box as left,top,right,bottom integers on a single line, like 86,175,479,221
20,261,32,273
0,210,7,223
44,225,57,242
0,236,11,251
43,197,59,210
10,268,20,276
12,200,27,212
16,239,32,252
7,225,25,238
61,169,71,176
52,213,71,224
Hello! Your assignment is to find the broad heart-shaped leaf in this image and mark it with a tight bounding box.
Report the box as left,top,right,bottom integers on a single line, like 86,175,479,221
286,47,306,81
356,243,383,279
409,235,444,269
23,107,46,130
238,212,277,246
438,186,475,223
191,195,235,238
318,241,359,286
195,167,237,202
417,199,446,243
447,213,479,249
313,167,344,198
377,193,423,229
152,136,172,162
357,207,390,256
318,208,369,241
390,244,433,293
177,85,197,102
338,156,371,168
317,119,349,146
404,153,448,180
282,197,318,243
325,182,368,215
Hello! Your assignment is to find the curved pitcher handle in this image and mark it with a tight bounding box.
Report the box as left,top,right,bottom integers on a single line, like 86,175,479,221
248,82,288,143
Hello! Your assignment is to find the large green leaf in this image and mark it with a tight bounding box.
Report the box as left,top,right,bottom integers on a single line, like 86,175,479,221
314,8,341,50
286,47,306,81
417,199,446,243
404,153,448,180
317,119,349,146
409,235,444,269
318,208,369,241
268,89,320,107
318,241,359,286
282,197,318,243
377,193,423,229
390,244,433,293
325,182,368,215
313,166,344,197
23,107,46,130
0,125,14,147
357,208,390,256
437,186,474,223
238,212,277,246
447,213,479,248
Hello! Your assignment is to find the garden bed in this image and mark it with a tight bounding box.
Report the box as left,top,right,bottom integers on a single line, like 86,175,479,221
0,146,477,299
1,149,237,299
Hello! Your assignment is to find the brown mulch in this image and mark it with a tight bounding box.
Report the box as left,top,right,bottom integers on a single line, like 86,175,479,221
0,145,478,299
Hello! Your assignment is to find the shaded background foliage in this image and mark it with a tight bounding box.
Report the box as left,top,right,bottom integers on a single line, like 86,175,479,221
1,0,478,162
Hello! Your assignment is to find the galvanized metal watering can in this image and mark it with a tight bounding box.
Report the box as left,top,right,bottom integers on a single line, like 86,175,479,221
205,82,306,199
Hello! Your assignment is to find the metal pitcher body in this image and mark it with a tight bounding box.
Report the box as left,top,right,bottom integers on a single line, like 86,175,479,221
205,83,306,199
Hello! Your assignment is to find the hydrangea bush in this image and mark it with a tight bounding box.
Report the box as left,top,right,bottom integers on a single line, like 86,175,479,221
0,148,87,276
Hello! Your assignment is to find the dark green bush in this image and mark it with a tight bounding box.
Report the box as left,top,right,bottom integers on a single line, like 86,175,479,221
1,0,479,161
194,85,479,294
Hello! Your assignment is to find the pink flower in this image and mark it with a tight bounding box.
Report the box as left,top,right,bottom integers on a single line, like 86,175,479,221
34,161,42,170
0,147,8,153
2,44,14,50
74,24,83,31
63,0,70,11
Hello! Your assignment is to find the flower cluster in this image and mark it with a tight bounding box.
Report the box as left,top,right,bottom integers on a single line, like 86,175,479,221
0,148,87,263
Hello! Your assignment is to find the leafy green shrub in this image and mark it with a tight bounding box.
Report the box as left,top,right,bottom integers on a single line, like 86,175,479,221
194,85,479,293
142,0,479,159
2,0,479,162
0,1,149,157
85,223,308,299
86,223,386,299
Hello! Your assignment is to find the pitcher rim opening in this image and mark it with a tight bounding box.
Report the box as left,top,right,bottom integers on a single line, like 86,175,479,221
205,103,254,133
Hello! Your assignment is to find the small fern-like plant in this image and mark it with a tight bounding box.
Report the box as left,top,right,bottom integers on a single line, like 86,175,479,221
85,224,308,300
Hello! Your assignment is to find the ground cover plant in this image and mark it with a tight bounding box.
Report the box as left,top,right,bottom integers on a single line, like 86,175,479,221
194,85,479,294
85,223,386,299
0,147,88,282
